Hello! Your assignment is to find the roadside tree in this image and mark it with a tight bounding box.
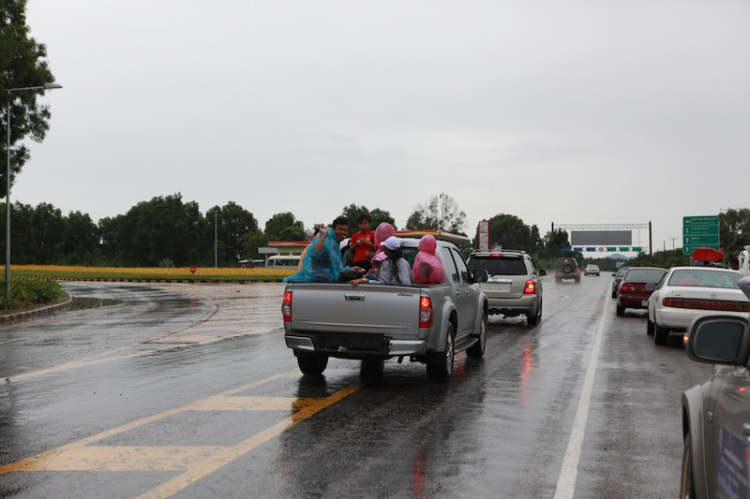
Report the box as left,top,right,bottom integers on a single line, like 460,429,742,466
405,193,466,234
206,202,258,265
0,0,58,194
340,204,396,233
264,212,304,241
62,211,99,264
476,214,542,253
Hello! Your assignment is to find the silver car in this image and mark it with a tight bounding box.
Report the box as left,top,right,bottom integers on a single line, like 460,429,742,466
681,314,750,499
467,249,546,325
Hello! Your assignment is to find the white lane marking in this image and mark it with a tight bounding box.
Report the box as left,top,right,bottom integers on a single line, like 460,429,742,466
553,290,608,499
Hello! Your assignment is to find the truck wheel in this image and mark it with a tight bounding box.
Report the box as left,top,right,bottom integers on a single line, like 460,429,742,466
654,322,669,346
679,432,697,499
427,323,455,382
466,313,487,358
296,353,329,376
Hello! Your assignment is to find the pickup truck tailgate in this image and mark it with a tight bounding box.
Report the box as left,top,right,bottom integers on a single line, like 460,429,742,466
289,283,421,337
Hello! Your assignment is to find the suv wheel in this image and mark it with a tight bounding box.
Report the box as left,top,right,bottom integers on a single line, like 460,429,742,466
527,299,542,326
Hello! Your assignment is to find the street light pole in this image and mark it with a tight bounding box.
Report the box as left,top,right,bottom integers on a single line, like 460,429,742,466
5,83,62,298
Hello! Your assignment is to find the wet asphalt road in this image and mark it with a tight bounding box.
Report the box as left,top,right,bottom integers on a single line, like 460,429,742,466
0,277,711,498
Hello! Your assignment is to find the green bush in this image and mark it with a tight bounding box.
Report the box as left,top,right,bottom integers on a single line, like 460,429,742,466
0,278,65,311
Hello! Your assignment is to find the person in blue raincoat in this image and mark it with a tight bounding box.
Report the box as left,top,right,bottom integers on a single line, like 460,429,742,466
284,225,362,283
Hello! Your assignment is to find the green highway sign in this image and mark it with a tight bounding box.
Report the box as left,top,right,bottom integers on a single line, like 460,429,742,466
683,215,720,255
683,225,719,236
683,215,719,227
632,247,643,252
684,235,720,246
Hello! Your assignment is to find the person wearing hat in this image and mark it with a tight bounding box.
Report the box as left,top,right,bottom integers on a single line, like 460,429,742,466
351,236,413,286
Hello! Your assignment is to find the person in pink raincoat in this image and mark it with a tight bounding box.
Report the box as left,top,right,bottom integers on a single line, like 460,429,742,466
412,235,445,284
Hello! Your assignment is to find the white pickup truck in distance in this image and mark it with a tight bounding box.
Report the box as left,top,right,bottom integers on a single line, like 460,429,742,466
281,231,489,382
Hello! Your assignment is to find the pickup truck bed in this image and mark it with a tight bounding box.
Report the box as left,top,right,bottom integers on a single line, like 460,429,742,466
281,236,489,381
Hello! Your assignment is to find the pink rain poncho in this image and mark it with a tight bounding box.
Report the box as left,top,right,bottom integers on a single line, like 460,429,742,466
283,227,345,283
374,222,396,249
412,235,445,284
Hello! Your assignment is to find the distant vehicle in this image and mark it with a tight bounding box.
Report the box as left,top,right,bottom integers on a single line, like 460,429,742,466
555,258,580,283
267,255,302,268
615,267,667,316
738,245,750,276
467,249,547,325
584,264,600,276
681,313,750,499
611,266,631,298
645,267,750,345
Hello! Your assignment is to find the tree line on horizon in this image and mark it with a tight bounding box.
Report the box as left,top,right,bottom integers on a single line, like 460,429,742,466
1,193,747,268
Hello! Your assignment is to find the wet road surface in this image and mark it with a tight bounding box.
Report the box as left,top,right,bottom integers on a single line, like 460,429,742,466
0,278,711,498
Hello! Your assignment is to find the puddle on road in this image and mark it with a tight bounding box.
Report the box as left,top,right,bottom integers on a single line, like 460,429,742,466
68,298,124,310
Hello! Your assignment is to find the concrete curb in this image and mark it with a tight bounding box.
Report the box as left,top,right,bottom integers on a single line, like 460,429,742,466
0,295,74,325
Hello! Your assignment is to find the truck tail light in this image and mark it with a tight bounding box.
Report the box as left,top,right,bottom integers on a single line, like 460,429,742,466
419,296,433,328
523,280,536,294
282,291,292,322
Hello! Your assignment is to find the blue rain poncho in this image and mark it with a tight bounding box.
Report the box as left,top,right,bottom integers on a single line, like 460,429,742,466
283,227,348,283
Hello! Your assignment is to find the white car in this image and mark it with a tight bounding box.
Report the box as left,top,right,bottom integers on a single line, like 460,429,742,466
584,264,600,276
646,266,750,345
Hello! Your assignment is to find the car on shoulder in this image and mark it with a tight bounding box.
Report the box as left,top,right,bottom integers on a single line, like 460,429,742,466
611,266,631,298
467,249,547,325
615,267,667,316
681,313,750,499
584,264,600,276
646,266,750,345
555,257,580,283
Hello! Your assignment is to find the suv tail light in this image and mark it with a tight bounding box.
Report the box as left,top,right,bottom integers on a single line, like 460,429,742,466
523,280,537,294
282,291,292,322
419,296,433,328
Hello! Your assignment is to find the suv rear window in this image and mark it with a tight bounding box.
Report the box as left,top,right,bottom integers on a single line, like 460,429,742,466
468,257,527,276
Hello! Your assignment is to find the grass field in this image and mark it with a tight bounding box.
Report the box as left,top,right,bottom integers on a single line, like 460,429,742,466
5,265,297,282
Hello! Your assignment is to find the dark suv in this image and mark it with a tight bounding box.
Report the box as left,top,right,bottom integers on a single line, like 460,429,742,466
467,249,546,325
555,257,580,283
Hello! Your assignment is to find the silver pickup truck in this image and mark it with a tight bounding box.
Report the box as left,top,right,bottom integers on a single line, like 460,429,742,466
281,234,489,382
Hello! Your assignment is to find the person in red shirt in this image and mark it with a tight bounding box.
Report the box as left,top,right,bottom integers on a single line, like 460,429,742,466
350,213,375,271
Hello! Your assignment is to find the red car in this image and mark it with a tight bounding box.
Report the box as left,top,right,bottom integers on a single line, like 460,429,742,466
616,267,668,316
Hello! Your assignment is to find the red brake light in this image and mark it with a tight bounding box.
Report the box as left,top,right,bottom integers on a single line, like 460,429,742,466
490,253,502,258
419,296,433,328
523,280,536,294
282,291,292,322
662,297,750,312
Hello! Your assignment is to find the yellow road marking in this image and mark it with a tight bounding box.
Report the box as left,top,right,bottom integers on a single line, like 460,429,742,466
0,369,363,499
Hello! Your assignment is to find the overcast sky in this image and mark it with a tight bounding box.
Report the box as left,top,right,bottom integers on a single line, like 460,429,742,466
16,1,750,253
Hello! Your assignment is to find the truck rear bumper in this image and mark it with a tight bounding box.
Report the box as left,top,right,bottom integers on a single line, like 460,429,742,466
285,334,425,357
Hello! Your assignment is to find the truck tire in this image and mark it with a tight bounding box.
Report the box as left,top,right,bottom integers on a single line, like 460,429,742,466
466,313,487,358
296,353,329,376
427,323,455,382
